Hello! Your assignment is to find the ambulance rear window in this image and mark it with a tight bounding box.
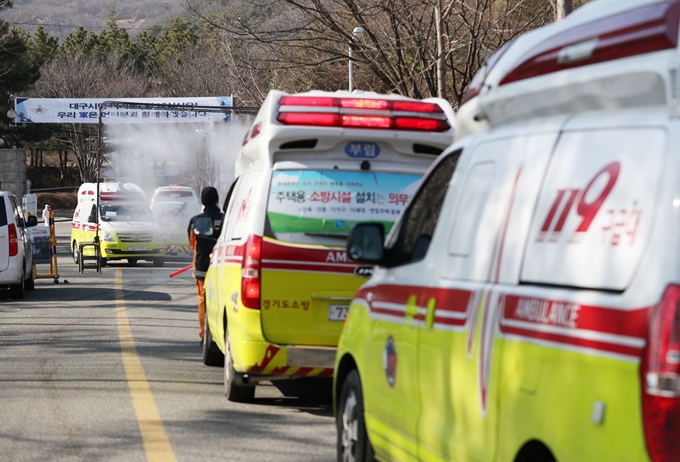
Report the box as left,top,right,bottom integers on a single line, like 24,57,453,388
266,169,421,245
155,191,195,201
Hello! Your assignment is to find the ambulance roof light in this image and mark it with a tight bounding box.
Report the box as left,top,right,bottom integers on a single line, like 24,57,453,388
499,0,680,86
276,95,451,132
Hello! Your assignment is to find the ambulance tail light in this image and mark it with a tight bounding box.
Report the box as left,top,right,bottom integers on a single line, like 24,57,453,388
641,284,680,462
499,0,680,86
8,224,18,257
241,234,262,310
276,96,451,132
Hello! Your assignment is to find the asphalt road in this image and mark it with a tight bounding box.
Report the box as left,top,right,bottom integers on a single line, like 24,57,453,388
0,213,336,462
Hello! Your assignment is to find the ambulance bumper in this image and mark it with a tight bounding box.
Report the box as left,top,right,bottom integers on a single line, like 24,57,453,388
231,338,337,377
287,346,337,368
103,248,165,256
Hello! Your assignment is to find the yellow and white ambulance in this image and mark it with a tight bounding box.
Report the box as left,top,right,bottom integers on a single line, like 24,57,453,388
336,0,680,461
71,182,166,267
202,89,455,402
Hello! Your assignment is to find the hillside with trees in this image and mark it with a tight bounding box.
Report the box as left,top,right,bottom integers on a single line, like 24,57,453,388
1,0,188,41
0,0,590,201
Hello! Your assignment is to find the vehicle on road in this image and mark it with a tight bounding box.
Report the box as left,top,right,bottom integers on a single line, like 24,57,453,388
335,1,680,461
0,192,38,299
150,185,201,255
202,89,456,402
71,182,166,267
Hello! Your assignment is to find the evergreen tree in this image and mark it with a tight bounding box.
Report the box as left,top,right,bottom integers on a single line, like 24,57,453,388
0,17,40,147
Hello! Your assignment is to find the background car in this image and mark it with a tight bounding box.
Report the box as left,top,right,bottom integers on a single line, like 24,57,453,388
150,186,201,255
0,192,38,299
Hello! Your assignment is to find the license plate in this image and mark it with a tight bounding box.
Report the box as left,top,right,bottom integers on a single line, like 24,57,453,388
329,304,350,321
128,246,147,251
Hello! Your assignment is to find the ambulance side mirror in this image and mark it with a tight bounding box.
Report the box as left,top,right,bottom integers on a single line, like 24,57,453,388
193,216,214,237
347,223,385,265
26,215,38,227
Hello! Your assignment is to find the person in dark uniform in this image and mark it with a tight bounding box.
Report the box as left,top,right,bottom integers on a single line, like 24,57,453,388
187,187,223,344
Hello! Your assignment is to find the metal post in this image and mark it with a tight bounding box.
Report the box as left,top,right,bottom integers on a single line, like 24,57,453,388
349,46,354,92
348,26,365,93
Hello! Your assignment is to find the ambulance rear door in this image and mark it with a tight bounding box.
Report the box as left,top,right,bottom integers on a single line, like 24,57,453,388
521,110,667,291
260,161,426,347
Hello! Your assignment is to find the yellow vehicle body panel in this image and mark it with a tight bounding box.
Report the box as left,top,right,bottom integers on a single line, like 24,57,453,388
495,339,647,461
71,198,166,262
71,224,165,260
260,237,363,347
336,285,652,462
205,237,365,378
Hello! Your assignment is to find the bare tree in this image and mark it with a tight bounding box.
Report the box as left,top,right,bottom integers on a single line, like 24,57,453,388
155,30,269,108
188,0,566,107
30,49,148,182
554,0,574,20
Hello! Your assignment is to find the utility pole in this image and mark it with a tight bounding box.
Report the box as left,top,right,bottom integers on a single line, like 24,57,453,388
435,0,446,99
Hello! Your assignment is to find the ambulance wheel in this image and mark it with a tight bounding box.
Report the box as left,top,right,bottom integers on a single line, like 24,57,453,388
127,258,138,266
202,313,224,367
72,241,79,264
152,257,165,268
224,331,255,402
337,369,375,462
100,258,107,267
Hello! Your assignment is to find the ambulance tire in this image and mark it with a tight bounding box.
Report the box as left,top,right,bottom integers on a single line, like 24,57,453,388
128,258,138,266
202,315,224,367
152,258,165,268
72,241,79,264
224,332,255,403
337,369,375,462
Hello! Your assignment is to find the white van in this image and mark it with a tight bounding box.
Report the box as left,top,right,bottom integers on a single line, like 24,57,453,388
71,182,166,267
336,1,680,461
202,89,455,401
0,192,37,299
150,185,201,255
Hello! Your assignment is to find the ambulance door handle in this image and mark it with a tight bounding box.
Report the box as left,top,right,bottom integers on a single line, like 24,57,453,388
425,298,436,329
405,295,418,324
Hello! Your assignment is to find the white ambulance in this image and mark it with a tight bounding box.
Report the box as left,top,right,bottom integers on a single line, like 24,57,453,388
202,89,455,402
336,1,680,461
71,182,166,267
150,185,201,255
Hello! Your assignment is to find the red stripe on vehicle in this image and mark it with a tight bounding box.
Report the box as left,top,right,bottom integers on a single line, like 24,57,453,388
248,345,281,374
262,261,356,275
500,324,644,358
263,239,354,266
502,295,649,339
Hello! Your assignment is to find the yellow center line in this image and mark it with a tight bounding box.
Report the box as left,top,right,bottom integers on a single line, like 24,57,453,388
115,268,178,462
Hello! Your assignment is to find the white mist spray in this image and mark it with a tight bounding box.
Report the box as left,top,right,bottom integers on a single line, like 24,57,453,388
104,117,252,200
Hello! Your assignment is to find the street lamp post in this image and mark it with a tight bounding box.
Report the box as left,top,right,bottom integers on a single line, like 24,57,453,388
348,26,365,92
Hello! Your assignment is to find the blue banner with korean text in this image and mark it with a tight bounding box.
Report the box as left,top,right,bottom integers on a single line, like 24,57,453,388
14,97,234,124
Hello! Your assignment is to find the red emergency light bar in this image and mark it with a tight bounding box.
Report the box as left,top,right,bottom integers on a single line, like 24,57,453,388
499,0,680,86
276,96,450,132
